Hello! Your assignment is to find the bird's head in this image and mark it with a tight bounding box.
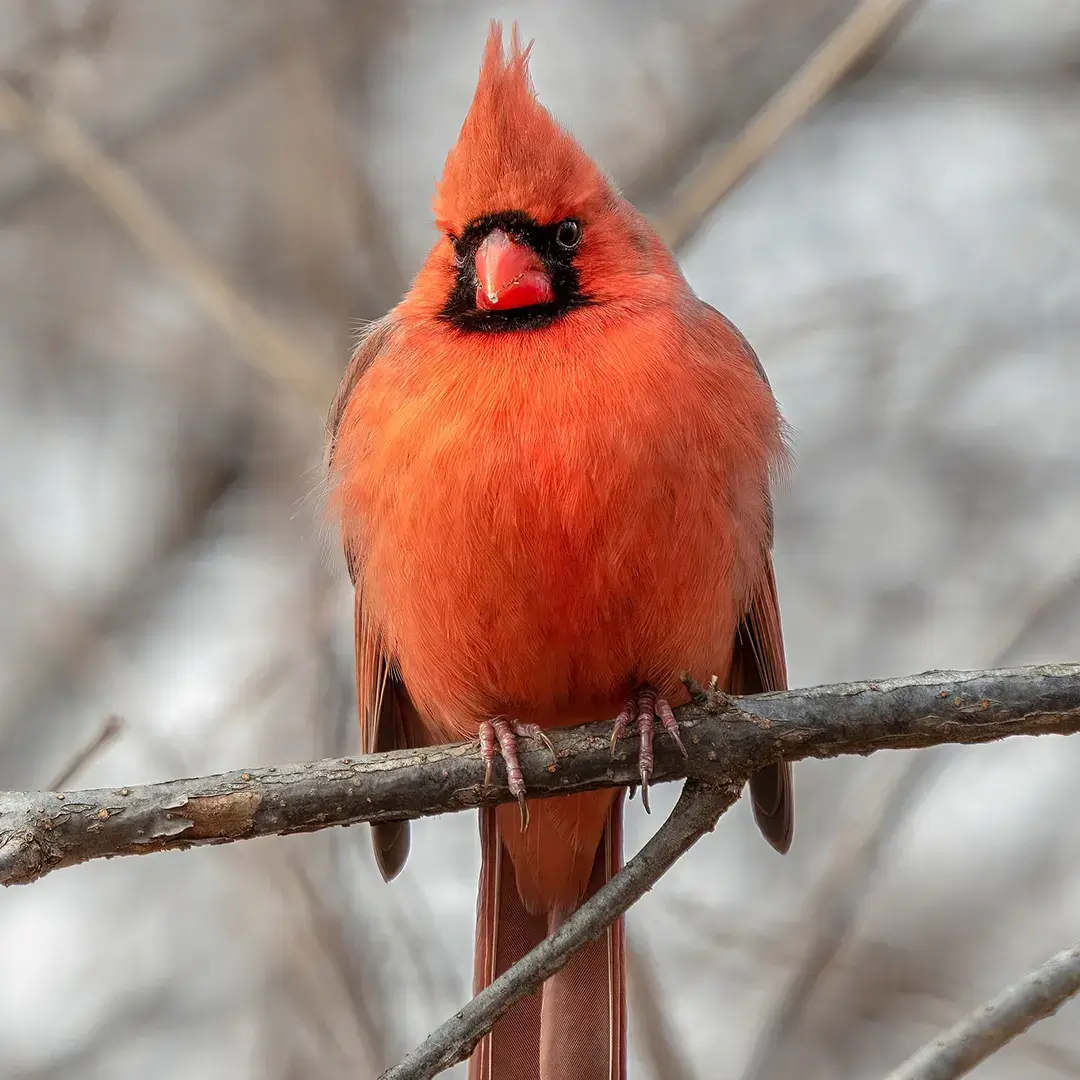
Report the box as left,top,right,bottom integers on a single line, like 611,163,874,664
408,22,663,333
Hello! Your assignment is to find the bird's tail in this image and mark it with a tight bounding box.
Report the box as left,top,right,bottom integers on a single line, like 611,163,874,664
469,796,626,1080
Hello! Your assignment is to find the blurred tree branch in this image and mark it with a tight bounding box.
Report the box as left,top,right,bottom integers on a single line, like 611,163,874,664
47,714,124,791
628,939,699,1080
655,0,919,251
1,2,406,322
0,27,276,218
2,663,1079,890
0,77,333,405
884,946,1080,1080
0,451,245,787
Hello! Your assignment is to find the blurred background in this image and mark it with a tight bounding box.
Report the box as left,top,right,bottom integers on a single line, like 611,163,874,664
1,1,1078,1077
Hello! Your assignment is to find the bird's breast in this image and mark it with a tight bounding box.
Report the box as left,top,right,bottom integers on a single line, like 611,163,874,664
335,323,772,738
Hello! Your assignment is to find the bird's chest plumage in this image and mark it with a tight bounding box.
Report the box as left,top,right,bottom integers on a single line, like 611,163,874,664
338,327,767,737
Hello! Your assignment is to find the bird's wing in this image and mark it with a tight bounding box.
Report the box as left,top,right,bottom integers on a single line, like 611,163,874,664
327,318,425,881
730,555,793,852
700,302,794,853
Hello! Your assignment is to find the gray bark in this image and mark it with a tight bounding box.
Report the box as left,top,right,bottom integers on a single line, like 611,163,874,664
2,663,1078,887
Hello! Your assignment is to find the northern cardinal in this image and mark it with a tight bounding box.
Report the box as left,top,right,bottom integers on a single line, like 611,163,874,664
327,24,792,1080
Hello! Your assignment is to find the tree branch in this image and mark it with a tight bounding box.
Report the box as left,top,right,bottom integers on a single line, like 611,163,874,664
884,946,1080,1080
0,78,333,405
381,779,741,1079
1,663,1079,888
654,0,920,251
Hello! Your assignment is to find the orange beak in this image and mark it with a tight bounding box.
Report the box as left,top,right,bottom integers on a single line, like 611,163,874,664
474,229,554,311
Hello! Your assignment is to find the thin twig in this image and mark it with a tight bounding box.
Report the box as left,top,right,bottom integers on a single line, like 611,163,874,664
0,79,332,405
48,714,123,791
884,946,1080,1080
380,779,741,1080
654,0,920,251
2,663,1080,887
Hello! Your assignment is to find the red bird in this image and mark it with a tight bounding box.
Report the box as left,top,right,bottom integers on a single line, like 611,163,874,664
327,24,792,1080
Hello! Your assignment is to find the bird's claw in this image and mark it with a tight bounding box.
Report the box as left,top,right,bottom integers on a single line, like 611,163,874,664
656,695,687,759
609,684,686,814
478,717,555,829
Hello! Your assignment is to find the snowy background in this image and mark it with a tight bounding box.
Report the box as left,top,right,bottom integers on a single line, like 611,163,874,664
1,1,1079,1077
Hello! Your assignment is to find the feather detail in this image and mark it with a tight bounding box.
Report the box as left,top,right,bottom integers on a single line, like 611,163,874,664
353,590,424,881
328,317,425,881
471,797,626,1080
730,557,794,853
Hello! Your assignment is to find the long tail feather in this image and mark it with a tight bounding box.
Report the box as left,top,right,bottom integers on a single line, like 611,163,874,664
470,797,626,1080
540,794,626,1080
470,807,546,1080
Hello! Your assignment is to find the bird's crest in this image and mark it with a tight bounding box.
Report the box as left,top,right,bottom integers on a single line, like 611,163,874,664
433,22,609,236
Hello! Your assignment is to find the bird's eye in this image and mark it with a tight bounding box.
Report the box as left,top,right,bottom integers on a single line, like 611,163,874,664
449,235,466,266
555,219,581,250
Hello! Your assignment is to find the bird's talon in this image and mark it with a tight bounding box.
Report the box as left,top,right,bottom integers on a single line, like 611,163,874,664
479,717,550,828
609,684,678,810
532,727,558,768
655,696,687,757
670,729,688,758
479,720,499,788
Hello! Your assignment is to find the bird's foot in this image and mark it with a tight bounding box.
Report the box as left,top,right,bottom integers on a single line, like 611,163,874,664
478,717,556,829
609,685,687,813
